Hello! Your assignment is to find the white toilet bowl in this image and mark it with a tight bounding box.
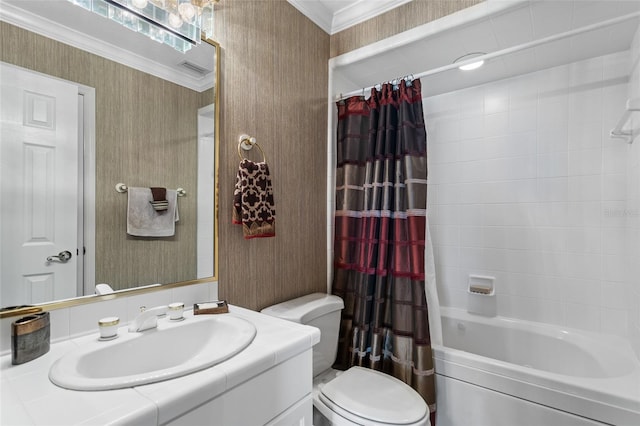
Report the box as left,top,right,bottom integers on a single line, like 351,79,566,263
261,293,430,426
312,367,430,426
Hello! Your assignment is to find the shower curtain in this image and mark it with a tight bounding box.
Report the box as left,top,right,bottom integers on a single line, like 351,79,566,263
332,78,436,422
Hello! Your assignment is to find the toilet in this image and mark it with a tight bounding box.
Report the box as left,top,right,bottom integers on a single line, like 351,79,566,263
261,293,430,426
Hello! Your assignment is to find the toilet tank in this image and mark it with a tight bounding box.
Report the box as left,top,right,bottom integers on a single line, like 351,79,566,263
261,293,344,377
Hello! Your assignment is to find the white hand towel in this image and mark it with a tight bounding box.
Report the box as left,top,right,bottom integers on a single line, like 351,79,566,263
126,187,179,237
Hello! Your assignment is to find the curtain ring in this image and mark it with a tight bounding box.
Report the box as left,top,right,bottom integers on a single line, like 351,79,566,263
405,74,414,87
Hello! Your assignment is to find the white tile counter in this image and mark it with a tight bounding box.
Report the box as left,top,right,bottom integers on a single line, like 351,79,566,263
1,305,320,425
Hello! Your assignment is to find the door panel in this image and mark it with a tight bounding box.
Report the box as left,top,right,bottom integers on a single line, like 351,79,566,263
1,62,79,305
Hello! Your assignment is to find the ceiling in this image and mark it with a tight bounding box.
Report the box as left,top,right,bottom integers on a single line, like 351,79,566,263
287,0,410,34
0,0,216,91
330,0,640,98
1,0,376,89
1,0,402,90
2,0,639,97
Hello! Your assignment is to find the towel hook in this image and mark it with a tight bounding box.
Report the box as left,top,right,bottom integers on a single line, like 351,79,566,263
237,134,266,162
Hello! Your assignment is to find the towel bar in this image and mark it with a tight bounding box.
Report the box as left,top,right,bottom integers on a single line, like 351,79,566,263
610,98,639,144
115,183,186,197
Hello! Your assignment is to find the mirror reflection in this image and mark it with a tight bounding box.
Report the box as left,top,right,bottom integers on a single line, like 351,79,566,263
0,9,218,310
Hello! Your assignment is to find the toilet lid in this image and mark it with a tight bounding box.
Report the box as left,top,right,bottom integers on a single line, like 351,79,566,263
319,367,427,424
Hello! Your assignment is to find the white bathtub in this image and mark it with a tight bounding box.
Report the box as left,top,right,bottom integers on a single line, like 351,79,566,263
433,307,640,426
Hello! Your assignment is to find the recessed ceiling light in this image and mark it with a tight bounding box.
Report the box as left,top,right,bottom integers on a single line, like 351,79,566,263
454,52,486,71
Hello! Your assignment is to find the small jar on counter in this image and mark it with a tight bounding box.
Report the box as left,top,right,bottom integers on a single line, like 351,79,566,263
98,317,120,340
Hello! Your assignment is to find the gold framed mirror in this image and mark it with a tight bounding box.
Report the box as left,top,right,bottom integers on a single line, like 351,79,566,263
0,4,219,318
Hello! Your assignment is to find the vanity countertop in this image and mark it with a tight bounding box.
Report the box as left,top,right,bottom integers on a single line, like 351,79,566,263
0,305,320,425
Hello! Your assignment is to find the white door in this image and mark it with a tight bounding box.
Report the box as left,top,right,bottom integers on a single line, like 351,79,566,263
1,62,79,306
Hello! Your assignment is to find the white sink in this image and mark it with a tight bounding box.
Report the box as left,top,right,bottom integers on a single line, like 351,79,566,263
49,313,256,391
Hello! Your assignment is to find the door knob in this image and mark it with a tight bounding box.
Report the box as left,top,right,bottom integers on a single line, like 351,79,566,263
47,250,72,263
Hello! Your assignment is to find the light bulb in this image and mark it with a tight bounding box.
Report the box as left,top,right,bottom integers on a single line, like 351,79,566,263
168,12,183,28
459,60,484,71
131,0,148,9
453,52,486,72
178,2,196,21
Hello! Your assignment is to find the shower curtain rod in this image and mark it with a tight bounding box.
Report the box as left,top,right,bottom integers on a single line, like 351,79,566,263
336,11,640,100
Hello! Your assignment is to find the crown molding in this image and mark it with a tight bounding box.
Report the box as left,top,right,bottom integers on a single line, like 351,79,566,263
288,0,334,33
0,1,214,92
331,0,412,34
288,0,412,35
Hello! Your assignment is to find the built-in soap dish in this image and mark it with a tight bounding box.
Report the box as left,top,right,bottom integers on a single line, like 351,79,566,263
467,275,496,316
468,275,494,296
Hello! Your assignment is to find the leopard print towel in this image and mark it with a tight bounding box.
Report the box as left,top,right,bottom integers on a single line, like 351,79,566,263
232,159,276,239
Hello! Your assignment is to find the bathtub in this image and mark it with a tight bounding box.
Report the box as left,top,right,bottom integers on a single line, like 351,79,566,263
432,307,640,426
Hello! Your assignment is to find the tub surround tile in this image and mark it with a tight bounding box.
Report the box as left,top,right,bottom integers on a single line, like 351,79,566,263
434,284,466,309
537,96,569,132
564,302,601,331
600,307,629,336
602,173,628,201
630,320,640,359
425,49,636,337
537,128,569,154
564,228,602,254
627,23,640,358
568,122,603,150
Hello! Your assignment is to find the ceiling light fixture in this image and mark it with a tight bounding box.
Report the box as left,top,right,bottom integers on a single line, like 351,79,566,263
454,52,486,71
67,0,218,53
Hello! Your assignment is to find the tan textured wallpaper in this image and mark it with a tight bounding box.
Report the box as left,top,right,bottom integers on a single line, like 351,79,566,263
214,0,330,310
2,0,479,309
330,0,484,57
1,22,212,290
213,0,481,310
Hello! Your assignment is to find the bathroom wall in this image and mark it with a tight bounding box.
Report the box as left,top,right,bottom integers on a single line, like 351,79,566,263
1,0,482,315
213,1,330,310
212,0,486,312
627,24,640,356
0,22,209,290
424,48,636,339
326,1,640,356
329,0,483,57
0,281,217,354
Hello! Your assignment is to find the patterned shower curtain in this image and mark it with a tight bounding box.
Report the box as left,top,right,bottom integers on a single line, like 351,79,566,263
332,78,436,423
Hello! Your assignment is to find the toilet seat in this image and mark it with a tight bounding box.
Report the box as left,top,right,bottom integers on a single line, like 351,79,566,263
318,367,428,425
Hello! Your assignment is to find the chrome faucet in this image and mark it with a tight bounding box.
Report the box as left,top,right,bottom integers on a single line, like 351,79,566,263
128,305,168,332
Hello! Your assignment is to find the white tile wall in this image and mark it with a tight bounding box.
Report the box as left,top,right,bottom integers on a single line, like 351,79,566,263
627,24,640,357
0,281,218,355
425,47,639,343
